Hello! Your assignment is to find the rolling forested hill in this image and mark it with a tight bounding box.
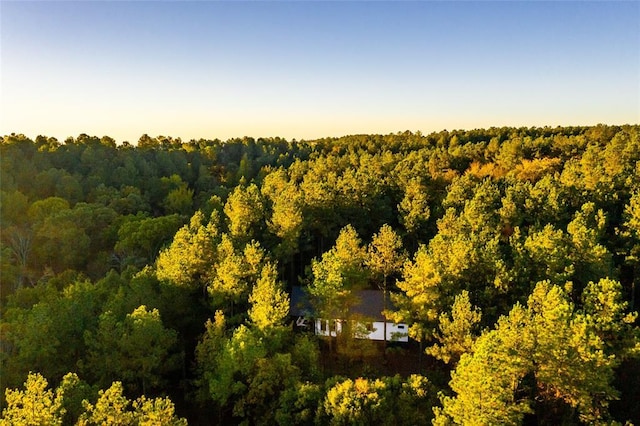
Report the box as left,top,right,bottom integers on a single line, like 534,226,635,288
1,124,639,424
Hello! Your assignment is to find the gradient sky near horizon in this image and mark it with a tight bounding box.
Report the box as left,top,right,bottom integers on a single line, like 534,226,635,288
1,1,639,143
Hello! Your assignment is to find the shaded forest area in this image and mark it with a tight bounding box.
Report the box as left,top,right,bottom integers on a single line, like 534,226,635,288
1,125,640,425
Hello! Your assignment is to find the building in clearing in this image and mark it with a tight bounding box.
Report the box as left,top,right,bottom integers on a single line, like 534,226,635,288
290,286,409,343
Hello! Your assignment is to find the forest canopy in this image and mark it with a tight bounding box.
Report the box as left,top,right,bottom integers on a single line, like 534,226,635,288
1,125,639,424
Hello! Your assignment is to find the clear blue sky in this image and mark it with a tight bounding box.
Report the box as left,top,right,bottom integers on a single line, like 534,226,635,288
1,1,638,143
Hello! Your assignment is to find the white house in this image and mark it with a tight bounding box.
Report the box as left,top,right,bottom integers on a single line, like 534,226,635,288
290,287,409,343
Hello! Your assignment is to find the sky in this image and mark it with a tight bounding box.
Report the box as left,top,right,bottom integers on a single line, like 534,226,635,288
1,1,639,144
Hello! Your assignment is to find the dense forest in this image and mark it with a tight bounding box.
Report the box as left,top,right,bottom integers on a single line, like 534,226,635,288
1,124,639,425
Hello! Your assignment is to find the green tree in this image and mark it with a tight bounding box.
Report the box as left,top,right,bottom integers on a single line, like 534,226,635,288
0,190,30,227
26,196,70,223
115,214,183,268
54,173,84,204
388,245,442,349
162,176,194,216
581,278,639,359
524,174,570,228
427,290,482,365
1,279,108,390
512,224,574,287
394,374,437,426
78,382,134,426
207,236,265,319
367,224,406,287
224,183,264,243
35,216,90,272
132,396,188,426
85,306,179,394
435,304,534,426
202,325,267,419
78,381,186,426
248,263,290,331
275,381,324,426
366,224,406,348
234,353,301,424
626,190,640,238
119,306,179,394
197,309,311,424
156,210,220,290
57,373,95,425
510,202,612,301
322,375,436,426
262,169,304,260
194,311,228,402
566,202,612,288
323,377,388,426
0,372,65,426
27,202,119,276
623,190,640,310
437,281,621,425
307,225,368,352
398,178,431,236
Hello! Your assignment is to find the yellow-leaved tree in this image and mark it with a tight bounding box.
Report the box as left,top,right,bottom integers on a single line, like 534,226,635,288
435,280,635,425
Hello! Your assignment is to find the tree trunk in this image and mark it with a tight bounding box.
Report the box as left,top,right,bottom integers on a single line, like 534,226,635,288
382,275,387,357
